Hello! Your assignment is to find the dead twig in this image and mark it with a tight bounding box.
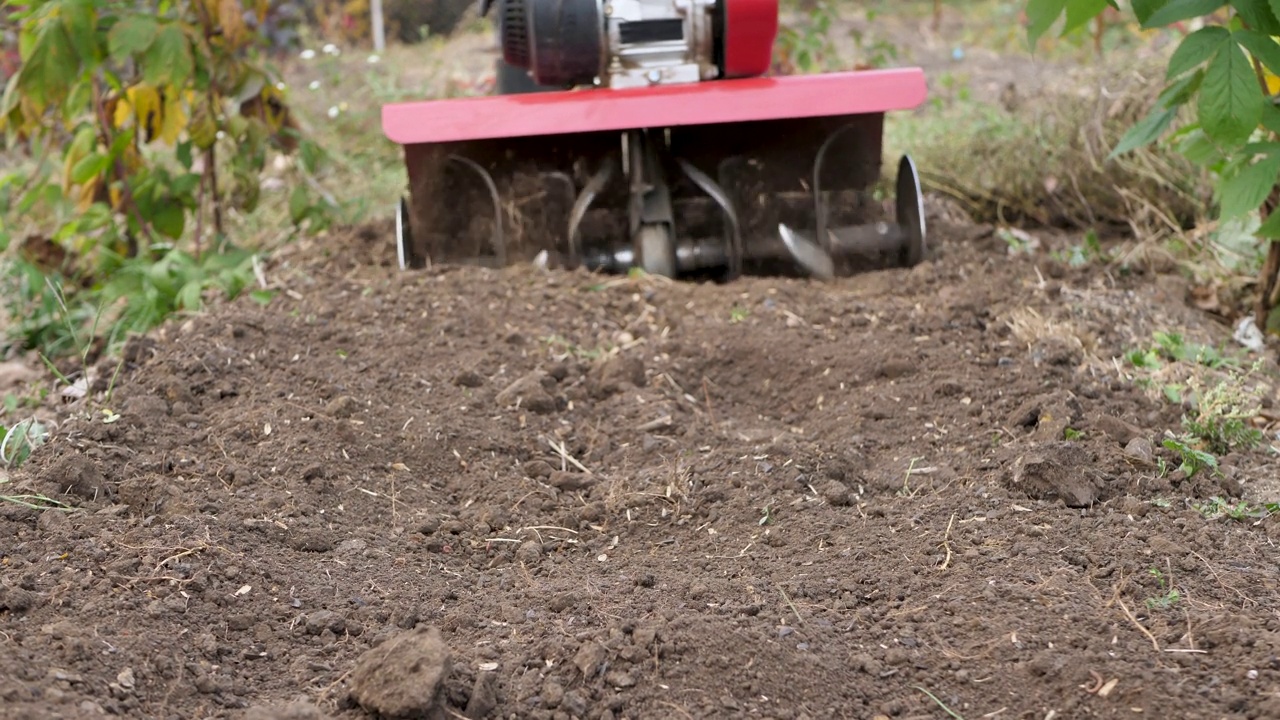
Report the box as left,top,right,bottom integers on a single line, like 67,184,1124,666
778,585,803,625
546,437,592,475
1113,586,1162,653
938,513,956,570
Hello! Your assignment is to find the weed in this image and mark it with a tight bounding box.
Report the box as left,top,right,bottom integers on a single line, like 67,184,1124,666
0,417,48,469
1124,328,1266,467
1180,371,1266,455
1161,436,1217,478
1051,230,1111,267
1144,568,1181,611
758,505,774,526
542,334,605,361
1192,496,1274,522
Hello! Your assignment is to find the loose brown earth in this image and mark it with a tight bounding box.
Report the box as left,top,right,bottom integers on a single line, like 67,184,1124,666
4,207,1280,720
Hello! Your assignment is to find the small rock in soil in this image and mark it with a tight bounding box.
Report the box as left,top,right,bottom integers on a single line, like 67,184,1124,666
875,360,915,379
349,625,451,718
305,610,346,636
541,679,565,708
605,670,636,688
338,538,368,553
1009,443,1098,508
1124,437,1155,465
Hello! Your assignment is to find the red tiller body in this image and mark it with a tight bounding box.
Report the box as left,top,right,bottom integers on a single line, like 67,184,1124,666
380,0,931,282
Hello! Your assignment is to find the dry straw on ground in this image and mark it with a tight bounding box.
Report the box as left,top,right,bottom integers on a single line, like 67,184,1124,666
907,56,1212,239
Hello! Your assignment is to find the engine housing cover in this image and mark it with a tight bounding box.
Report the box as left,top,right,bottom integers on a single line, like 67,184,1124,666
498,0,778,90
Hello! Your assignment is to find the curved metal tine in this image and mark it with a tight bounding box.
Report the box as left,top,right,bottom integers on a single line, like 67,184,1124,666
777,223,835,281
568,157,617,270
540,171,577,267
447,154,506,267
812,123,859,256
680,158,744,279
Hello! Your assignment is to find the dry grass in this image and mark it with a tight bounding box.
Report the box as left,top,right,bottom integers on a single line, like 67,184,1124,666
889,55,1212,239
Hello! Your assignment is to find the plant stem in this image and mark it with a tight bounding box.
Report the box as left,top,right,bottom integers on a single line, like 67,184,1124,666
91,77,152,257
1247,50,1280,338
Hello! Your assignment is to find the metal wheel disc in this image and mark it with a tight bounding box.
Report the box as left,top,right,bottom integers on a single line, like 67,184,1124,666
895,154,927,267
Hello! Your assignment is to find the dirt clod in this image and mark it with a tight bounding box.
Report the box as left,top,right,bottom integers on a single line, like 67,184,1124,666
0,584,37,612
548,470,594,492
589,355,647,397
453,370,485,388
325,396,360,418
573,640,607,678
37,453,110,502
464,672,499,718
349,626,451,718
495,370,557,414
1009,443,1099,507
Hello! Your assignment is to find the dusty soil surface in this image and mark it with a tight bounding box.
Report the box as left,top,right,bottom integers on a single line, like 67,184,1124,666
4,206,1280,720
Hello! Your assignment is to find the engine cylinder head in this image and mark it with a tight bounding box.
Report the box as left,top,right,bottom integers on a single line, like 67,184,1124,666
501,0,604,87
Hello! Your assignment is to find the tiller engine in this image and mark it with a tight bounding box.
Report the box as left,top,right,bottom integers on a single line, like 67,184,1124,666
381,0,928,280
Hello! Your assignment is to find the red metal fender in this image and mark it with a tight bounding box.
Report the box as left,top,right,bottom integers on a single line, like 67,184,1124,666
722,0,779,78
381,68,928,145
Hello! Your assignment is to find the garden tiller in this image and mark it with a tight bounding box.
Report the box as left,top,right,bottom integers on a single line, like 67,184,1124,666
380,0,929,280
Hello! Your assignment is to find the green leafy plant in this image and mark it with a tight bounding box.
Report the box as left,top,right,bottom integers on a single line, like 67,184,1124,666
775,0,841,73
1027,0,1280,333
1,0,334,361
1162,435,1218,478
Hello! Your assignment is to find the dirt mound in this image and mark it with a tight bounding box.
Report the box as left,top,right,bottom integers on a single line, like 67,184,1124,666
3,216,1280,719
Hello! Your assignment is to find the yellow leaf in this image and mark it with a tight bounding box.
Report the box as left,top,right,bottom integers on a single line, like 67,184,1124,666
157,86,188,145
75,176,100,214
115,84,163,142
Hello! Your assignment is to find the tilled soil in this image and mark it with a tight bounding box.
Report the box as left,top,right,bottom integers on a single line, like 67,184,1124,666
3,213,1280,720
